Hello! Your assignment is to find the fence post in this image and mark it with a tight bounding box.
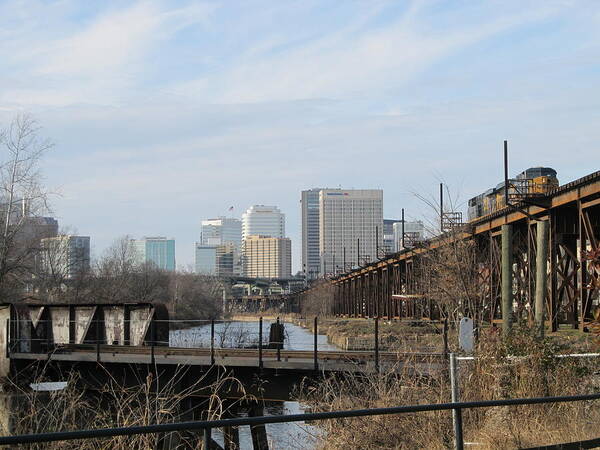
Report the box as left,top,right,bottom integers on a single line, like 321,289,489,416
449,353,464,450
95,319,100,363
203,427,211,450
258,317,263,371
313,316,318,371
5,319,9,357
443,318,449,356
150,320,155,366
276,317,281,362
374,316,379,374
210,319,215,365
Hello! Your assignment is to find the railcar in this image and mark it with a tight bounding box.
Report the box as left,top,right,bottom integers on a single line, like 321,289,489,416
467,167,558,221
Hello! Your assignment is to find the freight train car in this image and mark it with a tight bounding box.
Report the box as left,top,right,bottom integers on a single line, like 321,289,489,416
468,167,558,221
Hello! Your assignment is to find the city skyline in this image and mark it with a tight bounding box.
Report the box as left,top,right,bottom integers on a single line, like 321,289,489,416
1,1,598,271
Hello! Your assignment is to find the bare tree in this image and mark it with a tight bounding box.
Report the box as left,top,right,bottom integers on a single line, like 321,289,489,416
0,114,53,299
301,279,334,316
412,183,489,326
169,271,223,320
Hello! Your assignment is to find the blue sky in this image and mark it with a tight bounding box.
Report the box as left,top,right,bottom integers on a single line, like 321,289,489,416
1,0,599,271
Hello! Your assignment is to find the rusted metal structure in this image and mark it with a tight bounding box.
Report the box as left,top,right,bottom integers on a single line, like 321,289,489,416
291,170,600,332
0,302,168,377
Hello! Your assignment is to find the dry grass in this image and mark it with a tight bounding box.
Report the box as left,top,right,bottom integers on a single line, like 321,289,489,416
3,364,255,449
300,326,600,449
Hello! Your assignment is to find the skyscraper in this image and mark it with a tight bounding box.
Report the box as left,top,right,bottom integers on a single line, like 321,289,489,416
201,217,242,247
195,244,217,275
199,217,242,275
319,189,383,274
40,235,90,279
242,235,292,278
301,188,322,280
241,205,285,240
131,237,176,271
383,219,401,254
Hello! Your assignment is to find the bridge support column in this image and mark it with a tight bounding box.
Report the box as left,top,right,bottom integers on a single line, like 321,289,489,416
249,404,269,450
535,220,549,337
501,224,513,334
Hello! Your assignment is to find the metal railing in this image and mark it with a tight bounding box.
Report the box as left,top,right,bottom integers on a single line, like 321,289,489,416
0,393,598,447
8,317,447,372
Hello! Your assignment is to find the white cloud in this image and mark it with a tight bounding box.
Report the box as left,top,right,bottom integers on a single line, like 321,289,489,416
171,2,560,104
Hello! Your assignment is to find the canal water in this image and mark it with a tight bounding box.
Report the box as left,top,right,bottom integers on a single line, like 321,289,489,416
171,320,335,449
170,319,338,351
0,321,329,448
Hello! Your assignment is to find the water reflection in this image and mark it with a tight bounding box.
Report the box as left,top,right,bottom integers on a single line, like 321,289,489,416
170,319,339,352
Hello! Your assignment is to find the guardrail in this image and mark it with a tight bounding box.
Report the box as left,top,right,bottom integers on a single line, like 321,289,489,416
0,393,598,448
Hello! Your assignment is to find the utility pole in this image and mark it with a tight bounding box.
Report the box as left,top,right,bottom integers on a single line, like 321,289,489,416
504,140,509,207
376,226,379,259
357,238,360,268
440,183,444,233
343,247,346,272
401,208,405,250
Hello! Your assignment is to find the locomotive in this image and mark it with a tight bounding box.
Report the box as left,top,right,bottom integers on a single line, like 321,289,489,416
467,167,559,221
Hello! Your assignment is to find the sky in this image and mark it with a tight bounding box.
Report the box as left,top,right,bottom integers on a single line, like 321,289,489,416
1,0,599,271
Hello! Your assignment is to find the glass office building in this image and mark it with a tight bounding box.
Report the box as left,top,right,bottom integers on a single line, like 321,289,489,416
132,237,176,271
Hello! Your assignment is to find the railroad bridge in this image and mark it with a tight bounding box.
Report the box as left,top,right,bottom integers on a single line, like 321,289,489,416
290,170,600,332
0,303,440,402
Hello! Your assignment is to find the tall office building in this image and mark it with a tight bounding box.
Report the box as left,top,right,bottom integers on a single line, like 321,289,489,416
241,205,285,240
201,217,242,247
393,220,425,251
199,217,242,275
319,189,383,274
301,189,322,280
40,235,90,279
383,219,401,254
131,237,176,271
242,235,292,278
195,244,217,275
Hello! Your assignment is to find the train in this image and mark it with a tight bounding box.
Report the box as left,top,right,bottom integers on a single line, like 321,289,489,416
467,167,559,221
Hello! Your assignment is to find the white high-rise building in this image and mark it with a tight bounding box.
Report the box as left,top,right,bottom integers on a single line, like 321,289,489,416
241,205,285,240
319,189,383,274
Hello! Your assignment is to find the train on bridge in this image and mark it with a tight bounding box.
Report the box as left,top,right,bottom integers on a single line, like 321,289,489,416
468,166,559,220
288,168,600,333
